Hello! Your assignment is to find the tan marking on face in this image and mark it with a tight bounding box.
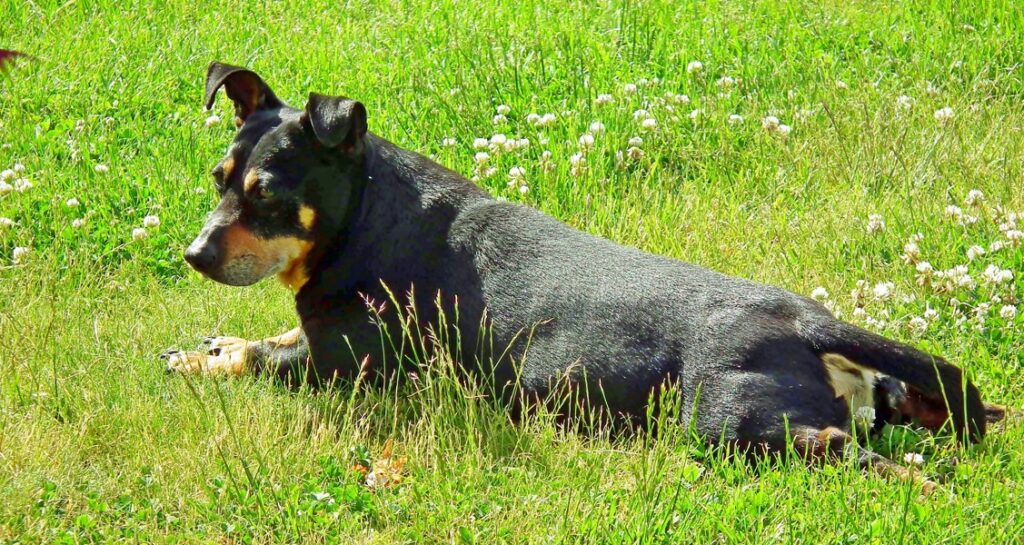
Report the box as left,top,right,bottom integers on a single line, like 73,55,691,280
821,353,876,413
263,327,302,347
234,116,244,128
220,224,312,287
298,205,316,231
277,240,313,292
243,169,259,192
221,156,235,179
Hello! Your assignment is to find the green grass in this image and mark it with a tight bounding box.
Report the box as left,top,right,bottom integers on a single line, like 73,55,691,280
2,0,1024,542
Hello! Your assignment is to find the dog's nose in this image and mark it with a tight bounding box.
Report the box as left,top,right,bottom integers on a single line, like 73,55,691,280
184,242,218,273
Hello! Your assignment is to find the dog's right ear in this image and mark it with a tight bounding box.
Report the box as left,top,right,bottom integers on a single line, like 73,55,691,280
204,62,284,125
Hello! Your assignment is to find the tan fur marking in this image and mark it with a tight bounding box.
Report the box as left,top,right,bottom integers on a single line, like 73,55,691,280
243,169,259,192
277,240,313,292
298,205,316,231
821,353,876,412
221,156,235,179
264,327,302,347
234,116,244,128
221,224,312,289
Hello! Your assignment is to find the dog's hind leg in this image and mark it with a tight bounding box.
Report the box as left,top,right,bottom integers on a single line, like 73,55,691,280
162,327,309,379
791,425,936,495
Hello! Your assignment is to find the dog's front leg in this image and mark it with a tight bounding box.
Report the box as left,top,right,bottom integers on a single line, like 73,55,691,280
162,327,308,377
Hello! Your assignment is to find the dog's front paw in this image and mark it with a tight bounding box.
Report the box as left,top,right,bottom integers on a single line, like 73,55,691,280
161,336,250,375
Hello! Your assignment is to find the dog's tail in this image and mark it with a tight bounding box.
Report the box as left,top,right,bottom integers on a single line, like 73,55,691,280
806,320,986,443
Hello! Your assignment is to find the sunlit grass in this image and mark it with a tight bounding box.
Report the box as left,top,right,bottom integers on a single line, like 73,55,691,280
1,0,1023,542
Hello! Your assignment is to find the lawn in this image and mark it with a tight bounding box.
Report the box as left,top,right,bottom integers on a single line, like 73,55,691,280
1,0,1023,542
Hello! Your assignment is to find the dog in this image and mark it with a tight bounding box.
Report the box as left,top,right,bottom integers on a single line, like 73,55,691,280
163,62,1003,490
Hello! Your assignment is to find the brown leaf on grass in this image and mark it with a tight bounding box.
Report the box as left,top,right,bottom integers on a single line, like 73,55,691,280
0,50,30,71
351,439,407,489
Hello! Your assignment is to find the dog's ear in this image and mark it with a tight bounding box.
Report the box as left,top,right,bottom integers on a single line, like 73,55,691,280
303,93,367,149
204,62,283,124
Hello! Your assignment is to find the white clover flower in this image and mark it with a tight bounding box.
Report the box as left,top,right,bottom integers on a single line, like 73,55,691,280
761,116,780,131
926,82,940,96
872,281,895,301
964,189,985,207
989,240,1006,253
626,146,644,161
641,118,657,131
490,133,508,147
854,406,876,423
0,217,13,228
205,114,222,128
1000,305,1017,320
982,264,1013,285
903,453,925,466
516,138,530,150
777,124,792,136
687,109,702,121
895,95,914,111
540,150,552,161
810,287,829,301
728,114,744,125
1005,229,1023,246
12,246,29,263
686,60,704,74
901,242,921,263
595,94,614,105
492,114,507,125
835,80,848,90
508,166,526,178
633,109,650,121
526,113,541,126
518,184,529,195
934,107,955,123
866,214,886,235
578,133,595,149
474,152,490,164
13,163,25,173
628,136,643,147
717,76,736,88
441,137,457,147
623,83,637,94
66,197,80,207
496,104,511,115
916,261,934,275
72,218,85,228
852,307,867,320
945,204,963,219
923,307,939,321
539,113,557,127
0,169,14,180
143,215,160,228
14,178,32,192
966,245,985,261
132,228,148,241
673,94,690,104
569,152,585,165
0,181,12,195
589,121,606,134
94,164,109,174
472,138,489,150
908,316,928,336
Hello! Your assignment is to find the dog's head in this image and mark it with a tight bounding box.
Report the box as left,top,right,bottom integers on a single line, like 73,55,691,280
184,62,368,291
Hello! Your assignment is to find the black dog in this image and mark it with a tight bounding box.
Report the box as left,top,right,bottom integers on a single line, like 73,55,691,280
164,62,1000,489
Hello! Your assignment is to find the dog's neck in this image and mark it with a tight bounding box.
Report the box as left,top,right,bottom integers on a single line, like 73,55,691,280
295,134,490,315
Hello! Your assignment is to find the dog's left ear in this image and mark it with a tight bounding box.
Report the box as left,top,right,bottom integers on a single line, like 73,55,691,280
303,93,367,149
205,62,284,123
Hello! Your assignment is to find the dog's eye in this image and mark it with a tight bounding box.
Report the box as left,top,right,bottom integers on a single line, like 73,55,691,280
251,185,273,200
